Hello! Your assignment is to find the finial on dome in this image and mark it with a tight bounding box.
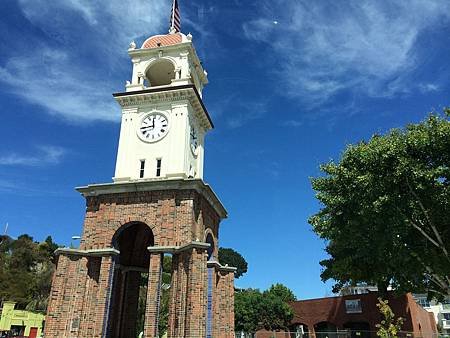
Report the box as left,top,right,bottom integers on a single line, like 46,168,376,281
169,0,181,33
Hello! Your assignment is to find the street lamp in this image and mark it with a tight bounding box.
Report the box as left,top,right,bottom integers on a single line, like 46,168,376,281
71,235,81,248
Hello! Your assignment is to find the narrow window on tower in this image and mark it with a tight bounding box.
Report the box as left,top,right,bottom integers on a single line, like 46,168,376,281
156,158,162,177
139,160,145,178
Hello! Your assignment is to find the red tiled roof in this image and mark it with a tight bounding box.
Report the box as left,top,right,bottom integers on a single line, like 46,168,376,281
142,33,183,49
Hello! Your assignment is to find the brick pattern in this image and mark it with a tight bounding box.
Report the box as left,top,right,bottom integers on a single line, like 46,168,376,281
212,268,235,338
184,248,208,337
144,253,163,337
45,187,235,338
78,257,101,337
44,255,111,338
168,252,187,337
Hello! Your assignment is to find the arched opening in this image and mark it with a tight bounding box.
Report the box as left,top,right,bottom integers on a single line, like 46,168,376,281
289,323,309,338
315,321,338,338
146,60,175,87
206,232,215,260
343,322,371,338
108,222,154,338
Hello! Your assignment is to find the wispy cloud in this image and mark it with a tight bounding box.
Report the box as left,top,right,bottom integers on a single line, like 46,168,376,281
0,179,20,193
226,101,269,128
418,83,440,93
0,146,65,167
243,0,450,106
0,0,168,122
281,120,303,128
0,177,71,197
0,49,118,122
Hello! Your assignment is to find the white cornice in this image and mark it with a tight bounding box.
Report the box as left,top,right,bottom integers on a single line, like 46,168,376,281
207,260,237,273
113,85,213,130
55,248,120,257
147,241,210,254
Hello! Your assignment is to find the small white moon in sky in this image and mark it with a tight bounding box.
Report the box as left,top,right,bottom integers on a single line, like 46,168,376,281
273,20,279,25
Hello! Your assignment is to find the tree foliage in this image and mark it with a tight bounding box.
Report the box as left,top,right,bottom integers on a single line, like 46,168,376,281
235,284,295,332
264,283,297,303
218,247,248,279
158,255,173,337
0,234,59,312
310,111,450,298
376,298,404,338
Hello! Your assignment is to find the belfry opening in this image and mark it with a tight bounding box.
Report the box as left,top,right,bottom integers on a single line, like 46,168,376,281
146,60,176,87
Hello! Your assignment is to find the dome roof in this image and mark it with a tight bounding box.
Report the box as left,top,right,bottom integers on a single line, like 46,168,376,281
141,33,183,49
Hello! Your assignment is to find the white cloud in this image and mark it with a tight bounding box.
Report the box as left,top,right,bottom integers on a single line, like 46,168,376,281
418,83,440,93
226,101,268,128
18,0,169,50
0,49,118,122
281,120,303,127
0,0,168,122
243,0,450,105
0,146,65,167
0,179,19,193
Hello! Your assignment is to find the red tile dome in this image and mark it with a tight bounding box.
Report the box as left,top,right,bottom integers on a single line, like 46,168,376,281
141,33,183,49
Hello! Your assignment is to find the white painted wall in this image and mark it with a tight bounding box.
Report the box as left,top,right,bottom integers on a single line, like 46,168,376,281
113,102,205,182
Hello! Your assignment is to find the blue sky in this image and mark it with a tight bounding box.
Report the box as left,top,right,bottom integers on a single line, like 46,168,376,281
0,0,449,300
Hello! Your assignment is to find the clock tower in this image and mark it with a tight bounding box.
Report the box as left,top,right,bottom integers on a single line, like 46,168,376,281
113,31,211,182
44,2,236,338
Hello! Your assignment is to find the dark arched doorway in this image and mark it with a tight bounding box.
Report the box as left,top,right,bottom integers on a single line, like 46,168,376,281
343,322,371,338
108,222,154,338
315,321,338,338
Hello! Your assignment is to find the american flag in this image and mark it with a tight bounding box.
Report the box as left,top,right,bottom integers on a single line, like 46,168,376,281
170,0,181,33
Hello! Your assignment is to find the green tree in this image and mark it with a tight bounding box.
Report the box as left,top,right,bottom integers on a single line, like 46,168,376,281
235,289,265,332
158,255,173,337
218,247,248,279
0,234,59,312
235,284,295,332
376,298,404,338
264,283,297,303
310,110,450,298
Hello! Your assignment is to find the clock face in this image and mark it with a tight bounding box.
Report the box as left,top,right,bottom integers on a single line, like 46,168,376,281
190,125,198,154
139,112,169,142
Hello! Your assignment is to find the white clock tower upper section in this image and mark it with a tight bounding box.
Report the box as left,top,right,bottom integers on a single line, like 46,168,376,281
112,32,214,183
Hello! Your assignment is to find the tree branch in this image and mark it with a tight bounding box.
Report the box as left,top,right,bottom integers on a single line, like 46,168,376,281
408,247,450,296
405,178,449,260
396,206,441,248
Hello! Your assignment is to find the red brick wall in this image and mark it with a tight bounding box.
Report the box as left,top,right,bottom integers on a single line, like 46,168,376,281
405,293,437,335
289,292,437,335
206,265,235,338
45,186,235,338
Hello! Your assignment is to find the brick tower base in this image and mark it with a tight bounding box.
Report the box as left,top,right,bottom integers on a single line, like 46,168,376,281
45,179,235,338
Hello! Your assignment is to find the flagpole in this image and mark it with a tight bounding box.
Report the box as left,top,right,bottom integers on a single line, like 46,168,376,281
170,0,176,32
